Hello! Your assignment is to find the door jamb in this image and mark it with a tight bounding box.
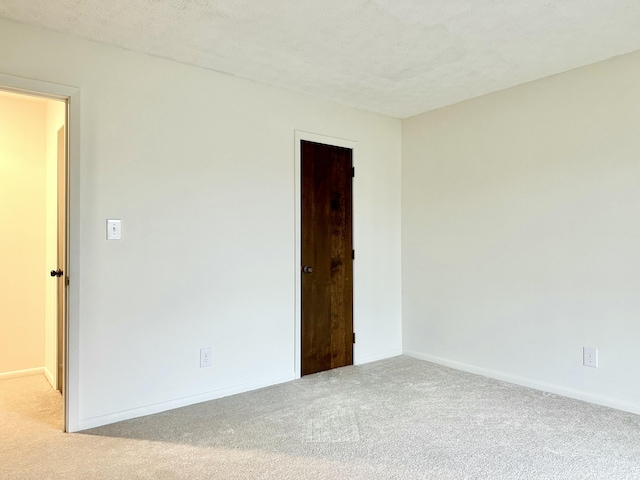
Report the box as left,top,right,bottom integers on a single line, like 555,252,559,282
0,73,80,433
294,130,357,379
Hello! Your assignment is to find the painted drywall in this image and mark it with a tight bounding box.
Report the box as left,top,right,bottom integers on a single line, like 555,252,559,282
44,98,65,388
402,50,640,413
0,18,402,429
0,94,47,374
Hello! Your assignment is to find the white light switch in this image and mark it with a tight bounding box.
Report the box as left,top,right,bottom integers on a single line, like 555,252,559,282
106,219,122,240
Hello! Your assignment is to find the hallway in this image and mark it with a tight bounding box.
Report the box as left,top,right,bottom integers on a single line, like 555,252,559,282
0,375,61,431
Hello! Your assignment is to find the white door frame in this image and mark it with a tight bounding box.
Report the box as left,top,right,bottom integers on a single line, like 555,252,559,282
0,73,80,432
293,130,358,379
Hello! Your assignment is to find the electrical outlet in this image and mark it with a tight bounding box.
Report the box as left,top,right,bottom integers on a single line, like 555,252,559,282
583,347,598,368
200,347,213,368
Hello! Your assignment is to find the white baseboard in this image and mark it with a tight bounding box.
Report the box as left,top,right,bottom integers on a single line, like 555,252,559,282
404,350,640,416
43,367,55,388
0,367,44,380
76,372,296,432
356,348,403,365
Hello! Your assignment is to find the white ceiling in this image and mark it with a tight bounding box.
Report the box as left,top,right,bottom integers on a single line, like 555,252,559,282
2,1,640,118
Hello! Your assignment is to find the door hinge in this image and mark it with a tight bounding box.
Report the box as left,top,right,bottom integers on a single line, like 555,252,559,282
66,276,70,286
352,167,355,178
352,249,355,260
353,333,356,344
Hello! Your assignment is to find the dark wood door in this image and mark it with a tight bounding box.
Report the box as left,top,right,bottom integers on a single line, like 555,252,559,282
301,140,353,376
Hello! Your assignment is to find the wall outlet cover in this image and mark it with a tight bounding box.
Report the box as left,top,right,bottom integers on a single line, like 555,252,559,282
583,346,598,368
200,347,213,368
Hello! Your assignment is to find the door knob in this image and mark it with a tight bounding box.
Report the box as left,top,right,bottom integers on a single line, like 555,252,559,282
302,266,313,274
50,269,63,277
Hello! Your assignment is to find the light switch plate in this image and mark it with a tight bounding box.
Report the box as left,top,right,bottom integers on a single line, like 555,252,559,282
106,219,122,240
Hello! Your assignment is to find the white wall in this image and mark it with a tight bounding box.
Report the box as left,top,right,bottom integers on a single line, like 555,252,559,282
44,98,66,388
402,50,640,413
0,17,402,430
0,93,46,375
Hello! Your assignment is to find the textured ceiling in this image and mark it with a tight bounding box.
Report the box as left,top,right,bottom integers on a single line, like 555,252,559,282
1,1,640,118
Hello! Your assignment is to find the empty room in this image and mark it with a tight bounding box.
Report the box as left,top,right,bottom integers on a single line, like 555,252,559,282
1,1,639,478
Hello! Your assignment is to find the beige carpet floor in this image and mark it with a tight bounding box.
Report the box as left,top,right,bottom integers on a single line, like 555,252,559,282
2,356,640,479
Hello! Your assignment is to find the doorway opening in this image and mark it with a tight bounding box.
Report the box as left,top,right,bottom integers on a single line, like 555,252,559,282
0,88,67,430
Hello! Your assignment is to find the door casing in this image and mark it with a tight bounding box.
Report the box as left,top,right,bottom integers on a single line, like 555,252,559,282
294,130,357,379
